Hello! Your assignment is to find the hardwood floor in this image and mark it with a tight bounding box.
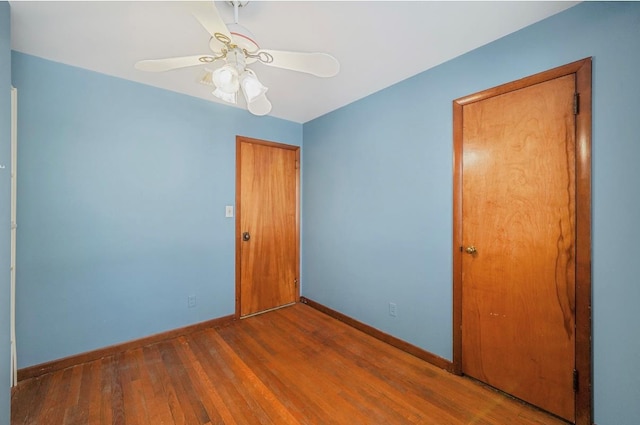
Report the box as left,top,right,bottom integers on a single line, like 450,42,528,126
12,303,568,424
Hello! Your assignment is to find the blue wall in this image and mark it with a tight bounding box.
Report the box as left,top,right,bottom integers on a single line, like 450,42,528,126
8,2,640,424
12,52,301,368
302,2,640,424
0,2,11,424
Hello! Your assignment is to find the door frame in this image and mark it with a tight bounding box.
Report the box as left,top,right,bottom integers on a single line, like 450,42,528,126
235,135,301,319
452,58,592,425
10,86,18,387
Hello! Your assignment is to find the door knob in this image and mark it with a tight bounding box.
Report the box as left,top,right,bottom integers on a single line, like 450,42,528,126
465,246,477,255
242,232,251,242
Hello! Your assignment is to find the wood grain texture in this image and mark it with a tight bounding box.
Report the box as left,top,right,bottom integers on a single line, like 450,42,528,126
18,315,235,382
453,58,592,425
236,137,300,317
461,73,576,421
300,296,454,372
452,100,464,376
573,59,593,425
12,304,568,425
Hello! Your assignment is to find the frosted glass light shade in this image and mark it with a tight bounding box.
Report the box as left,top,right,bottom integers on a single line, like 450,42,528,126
212,88,237,104
247,93,272,116
240,70,268,103
212,65,239,94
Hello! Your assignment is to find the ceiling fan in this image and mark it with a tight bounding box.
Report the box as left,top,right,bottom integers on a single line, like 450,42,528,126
135,1,340,116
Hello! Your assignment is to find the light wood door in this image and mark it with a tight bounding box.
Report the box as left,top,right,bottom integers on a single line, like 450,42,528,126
236,137,299,317
457,72,583,422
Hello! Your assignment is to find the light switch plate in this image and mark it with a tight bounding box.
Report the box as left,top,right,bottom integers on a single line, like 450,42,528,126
225,205,234,218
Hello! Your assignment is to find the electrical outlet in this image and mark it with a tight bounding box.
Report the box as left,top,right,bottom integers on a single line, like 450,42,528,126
188,295,196,308
389,302,397,317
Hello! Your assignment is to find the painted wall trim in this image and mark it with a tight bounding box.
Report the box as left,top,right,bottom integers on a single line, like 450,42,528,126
10,86,17,388
17,314,236,381
300,297,453,372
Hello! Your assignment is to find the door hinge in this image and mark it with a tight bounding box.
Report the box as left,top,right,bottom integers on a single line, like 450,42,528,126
573,369,579,392
573,93,580,115
294,278,299,287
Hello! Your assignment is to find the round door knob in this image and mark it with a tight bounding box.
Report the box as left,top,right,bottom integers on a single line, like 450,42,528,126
465,246,477,255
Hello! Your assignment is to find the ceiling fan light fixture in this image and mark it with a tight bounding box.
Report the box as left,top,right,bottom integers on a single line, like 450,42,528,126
247,93,272,116
240,70,268,103
212,65,239,93
198,68,215,86
212,87,238,104
135,1,340,118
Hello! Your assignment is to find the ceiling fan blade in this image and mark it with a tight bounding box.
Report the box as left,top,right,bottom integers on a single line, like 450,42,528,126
184,0,232,47
135,55,216,72
257,50,340,78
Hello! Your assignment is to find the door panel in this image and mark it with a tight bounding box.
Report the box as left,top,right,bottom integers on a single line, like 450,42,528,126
460,75,576,421
237,138,299,317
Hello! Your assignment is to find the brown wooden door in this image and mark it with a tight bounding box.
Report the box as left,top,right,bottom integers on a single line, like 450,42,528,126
236,137,299,317
459,74,579,421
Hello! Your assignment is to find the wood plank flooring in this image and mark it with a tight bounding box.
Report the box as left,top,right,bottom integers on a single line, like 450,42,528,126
12,303,568,425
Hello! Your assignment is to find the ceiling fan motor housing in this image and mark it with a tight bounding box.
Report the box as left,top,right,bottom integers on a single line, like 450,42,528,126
209,22,260,56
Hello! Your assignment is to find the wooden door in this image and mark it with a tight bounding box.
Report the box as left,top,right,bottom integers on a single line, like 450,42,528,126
236,137,299,317
453,59,592,424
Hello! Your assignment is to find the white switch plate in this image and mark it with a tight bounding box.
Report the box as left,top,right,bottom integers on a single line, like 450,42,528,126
225,205,234,218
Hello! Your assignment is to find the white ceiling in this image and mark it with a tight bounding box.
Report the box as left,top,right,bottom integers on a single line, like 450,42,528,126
9,1,578,123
